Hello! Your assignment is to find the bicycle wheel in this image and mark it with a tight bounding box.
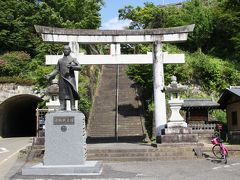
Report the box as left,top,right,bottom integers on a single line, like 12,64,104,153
223,147,229,157
222,146,228,164
223,154,227,164
212,144,223,159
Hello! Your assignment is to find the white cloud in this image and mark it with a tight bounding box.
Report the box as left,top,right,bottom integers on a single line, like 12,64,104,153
101,17,131,30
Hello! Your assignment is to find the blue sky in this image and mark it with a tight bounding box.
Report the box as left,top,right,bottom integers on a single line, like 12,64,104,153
100,0,186,29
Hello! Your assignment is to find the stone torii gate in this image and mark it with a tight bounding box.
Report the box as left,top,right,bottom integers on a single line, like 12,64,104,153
35,24,194,138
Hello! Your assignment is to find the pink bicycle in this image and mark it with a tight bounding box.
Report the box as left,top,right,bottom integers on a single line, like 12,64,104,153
211,136,229,164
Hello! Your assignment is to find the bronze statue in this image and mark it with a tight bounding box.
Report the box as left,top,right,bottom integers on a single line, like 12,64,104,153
46,45,80,111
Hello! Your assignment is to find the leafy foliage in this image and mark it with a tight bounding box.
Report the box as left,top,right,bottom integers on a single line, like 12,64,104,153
212,110,227,124
119,0,239,59
209,0,240,61
0,76,35,85
121,0,240,127
41,0,103,29
189,52,240,93
127,64,153,89
0,0,103,56
0,51,31,76
78,65,101,118
0,0,103,116
127,45,240,113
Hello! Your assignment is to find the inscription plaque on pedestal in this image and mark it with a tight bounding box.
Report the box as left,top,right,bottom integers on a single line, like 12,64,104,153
53,116,75,125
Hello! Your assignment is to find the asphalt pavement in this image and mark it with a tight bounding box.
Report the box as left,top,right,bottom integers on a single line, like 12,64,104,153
2,138,240,180
8,157,240,180
0,137,31,180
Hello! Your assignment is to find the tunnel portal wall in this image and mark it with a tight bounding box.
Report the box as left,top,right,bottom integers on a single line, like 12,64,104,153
0,94,42,138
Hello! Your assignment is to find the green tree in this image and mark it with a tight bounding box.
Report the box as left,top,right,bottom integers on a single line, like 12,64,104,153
0,0,63,55
210,0,240,61
120,0,240,94
42,0,103,29
0,0,104,118
181,0,215,52
0,51,31,76
0,0,103,55
190,52,240,93
119,2,184,29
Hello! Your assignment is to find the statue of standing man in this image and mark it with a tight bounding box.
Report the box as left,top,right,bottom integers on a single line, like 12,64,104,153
46,45,80,111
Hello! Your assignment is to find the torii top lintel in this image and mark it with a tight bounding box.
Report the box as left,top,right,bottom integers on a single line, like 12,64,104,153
34,24,195,44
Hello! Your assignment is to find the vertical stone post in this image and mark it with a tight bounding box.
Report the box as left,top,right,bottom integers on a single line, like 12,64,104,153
110,44,121,141
110,43,121,55
69,41,80,110
153,42,167,137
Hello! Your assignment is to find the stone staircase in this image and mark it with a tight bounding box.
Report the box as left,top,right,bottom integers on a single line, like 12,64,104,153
87,143,202,162
20,141,240,163
19,143,204,162
87,65,146,142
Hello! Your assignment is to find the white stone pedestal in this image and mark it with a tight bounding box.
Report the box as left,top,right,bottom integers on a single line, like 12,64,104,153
167,99,187,128
161,95,198,143
44,111,86,165
22,111,102,175
46,100,60,111
46,100,78,111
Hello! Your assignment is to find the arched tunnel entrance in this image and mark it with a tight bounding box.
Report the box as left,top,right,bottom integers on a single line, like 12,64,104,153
0,94,43,138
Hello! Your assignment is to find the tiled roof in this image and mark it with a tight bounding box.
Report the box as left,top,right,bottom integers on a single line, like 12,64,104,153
228,88,240,97
218,87,240,108
181,98,220,109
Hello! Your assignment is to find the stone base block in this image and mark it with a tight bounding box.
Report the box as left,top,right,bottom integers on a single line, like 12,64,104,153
22,161,102,176
164,127,192,134
33,137,45,145
44,111,86,165
160,134,198,143
167,121,187,128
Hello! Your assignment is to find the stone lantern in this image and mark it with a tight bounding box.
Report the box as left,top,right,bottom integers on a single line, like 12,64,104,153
165,76,187,128
161,76,198,143
46,78,60,111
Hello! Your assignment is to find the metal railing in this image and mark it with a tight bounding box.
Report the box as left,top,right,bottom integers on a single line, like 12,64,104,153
36,108,48,137
189,123,216,131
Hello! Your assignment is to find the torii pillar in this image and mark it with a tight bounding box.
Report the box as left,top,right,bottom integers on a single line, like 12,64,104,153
153,42,167,137
35,24,194,140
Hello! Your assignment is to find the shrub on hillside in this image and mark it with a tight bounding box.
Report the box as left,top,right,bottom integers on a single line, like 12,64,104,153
0,51,31,77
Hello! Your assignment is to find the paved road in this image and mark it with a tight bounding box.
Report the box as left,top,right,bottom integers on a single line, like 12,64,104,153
10,157,240,180
0,137,31,180
107,158,240,180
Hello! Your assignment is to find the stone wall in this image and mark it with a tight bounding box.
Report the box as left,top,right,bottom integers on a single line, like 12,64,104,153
0,83,34,104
